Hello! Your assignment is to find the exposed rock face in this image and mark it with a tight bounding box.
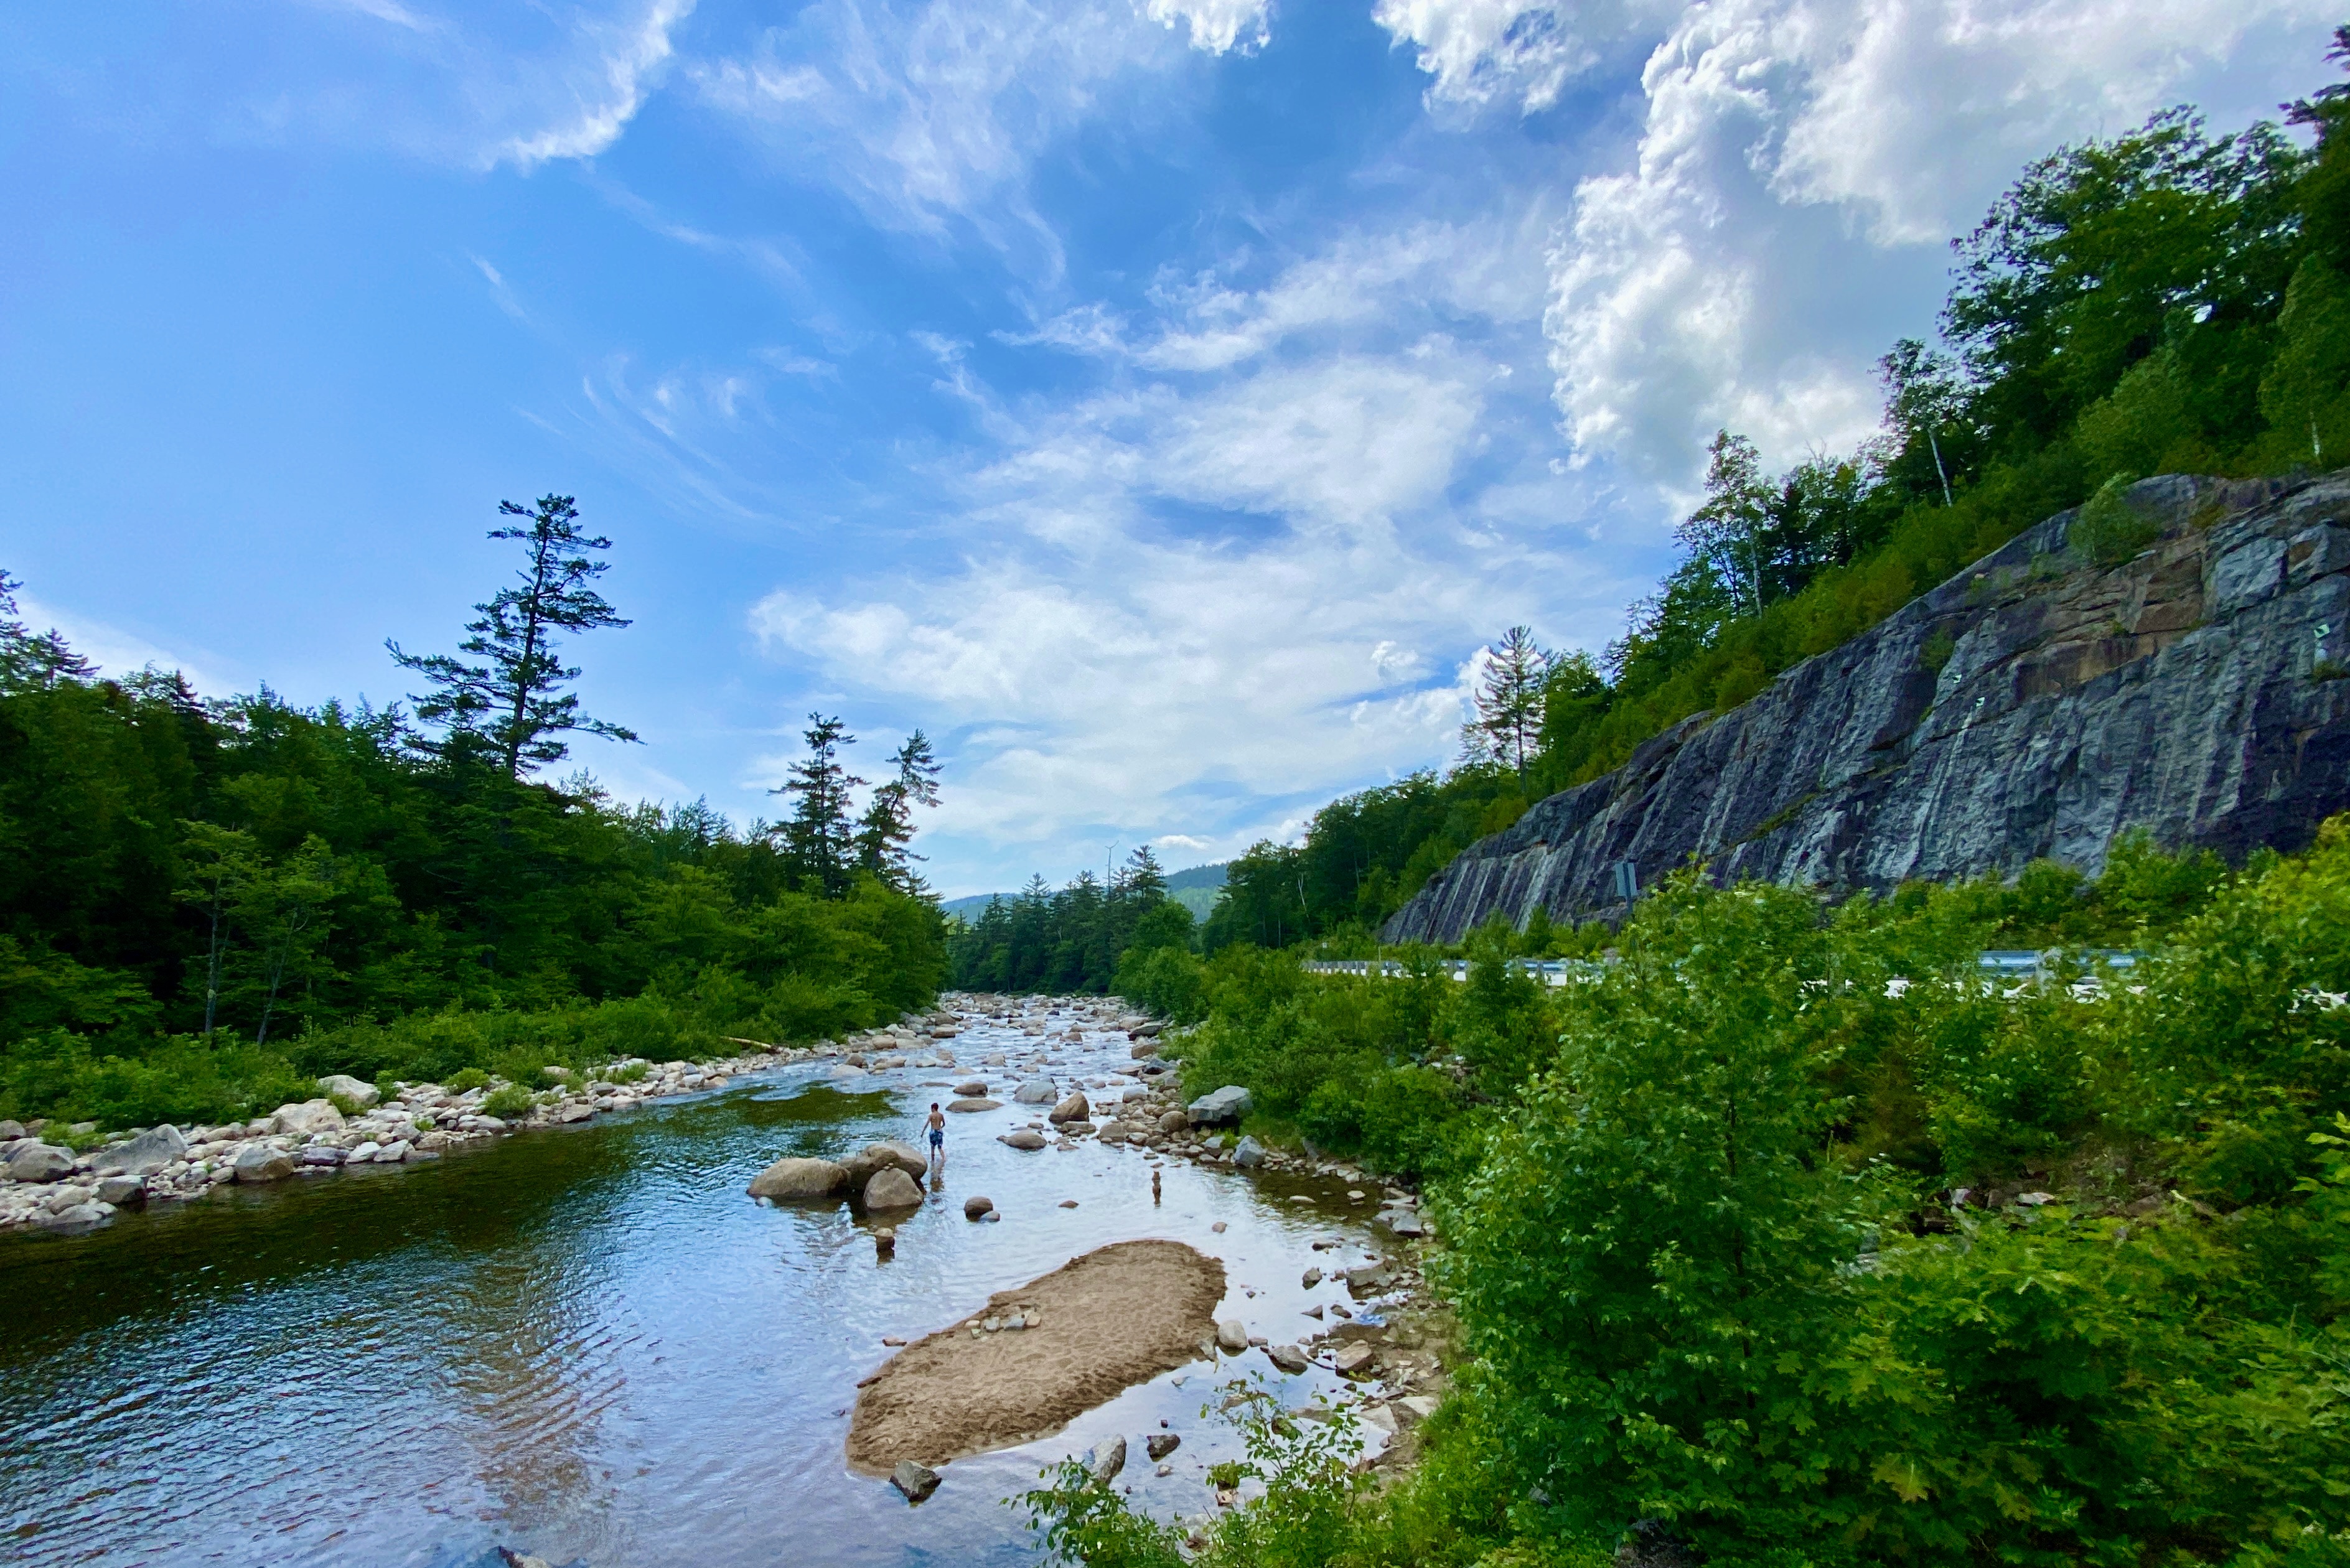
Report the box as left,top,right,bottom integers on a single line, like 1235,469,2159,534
1385,474,2350,943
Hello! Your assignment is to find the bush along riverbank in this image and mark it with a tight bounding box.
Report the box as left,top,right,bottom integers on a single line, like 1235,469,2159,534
0,1007,972,1234
1028,824,2350,1568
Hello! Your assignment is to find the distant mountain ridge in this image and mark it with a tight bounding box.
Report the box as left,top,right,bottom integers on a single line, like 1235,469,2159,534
1383,472,2350,943
942,861,1227,923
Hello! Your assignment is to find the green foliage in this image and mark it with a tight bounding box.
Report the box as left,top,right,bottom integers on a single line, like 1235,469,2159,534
478,1083,536,1119
2069,472,2164,564
949,846,1177,994
443,1067,489,1093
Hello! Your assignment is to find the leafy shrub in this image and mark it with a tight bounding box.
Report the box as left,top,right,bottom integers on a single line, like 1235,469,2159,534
2069,473,2164,565
443,1067,489,1093
479,1084,535,1119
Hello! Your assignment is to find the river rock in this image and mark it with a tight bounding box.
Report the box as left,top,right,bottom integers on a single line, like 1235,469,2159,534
863,1167,924,1210
1302,1267,1322,1288
232,1145,296,1183
891,1459,941,1503
1146,1432,1180,1460
95,1175,146,1207
1048,1093,1089,1124
947,1098,1001,1113
1013,1077,1057,1104
963,1195,995,1219
266,1099,345,1137
1360,1403,1398,1437
1397,1394,1439,1423
37,1202,107,1231
954,1080,988,1096
316,1074,382,1109
90,1124,187,1178
1215,1318,1248,1353
1187,1086,1252,1126
0,1119,21,1141
1156,1109,1188,1134
1264,1343,1309,1374
999,1131,1047,1151
1232,1136,1265,1170
5,1142,75,1183
1088,1435,1126,1485
348,1141,382,1164
1332,1342,1377,1377
301,1146,346,1167
748,1156,848,1199
1129,1040,1158,1059
1379,1210,1426,1237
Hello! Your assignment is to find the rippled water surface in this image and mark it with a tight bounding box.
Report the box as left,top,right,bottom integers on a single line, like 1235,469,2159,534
0,1020,1383,1567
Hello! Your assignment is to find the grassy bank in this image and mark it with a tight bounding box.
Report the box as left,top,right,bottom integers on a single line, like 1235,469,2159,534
1044,828,2350,1566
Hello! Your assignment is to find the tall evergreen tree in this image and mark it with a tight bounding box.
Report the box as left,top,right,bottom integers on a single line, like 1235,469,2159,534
388,494,638,777
0,571,95,691
777,714,864,896
855,729,943,890
1470,626,1551,780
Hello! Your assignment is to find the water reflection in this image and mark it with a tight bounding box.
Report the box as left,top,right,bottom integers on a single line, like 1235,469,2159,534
0,1032,1382,1567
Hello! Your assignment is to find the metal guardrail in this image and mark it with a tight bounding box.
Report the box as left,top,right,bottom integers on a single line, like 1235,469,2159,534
1304,950,2146,984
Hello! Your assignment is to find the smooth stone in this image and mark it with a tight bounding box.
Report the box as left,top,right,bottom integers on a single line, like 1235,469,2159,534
1047,1093,1089,1124
748,1156,848,1199
1087,1435,1126,1486
265,1099,345,1137
1397,1395,1439,1423
1332,1343,1377,1377
1146,1432,1180,1460
95,1175,146,1208
891,1459,941,1504
953,1080,988,1096
347,1141,383,1164
301,1146,346,1167
863,1167,924,1210
1157,1109,1189,1134
90,1124,187,1178
0,1119,21,1141
1360,1404,1398,1437
377,1139,413,1163
964,1195,995,1219
1013,1077,1057,1104
316,1074,382,1108
1059,1198,1078,1208
1186,1085,1252,1126
4,1143,75,1183
947,1098,1001,1113
1215,1319,1248,1354
232,1146,297,1183
999,1131,1047,1151
1302,1267,1322,1288
1264,1343,1309,1375
1210,1221,1227,1233
36,1202,107,1231
1232,1136,1265,1170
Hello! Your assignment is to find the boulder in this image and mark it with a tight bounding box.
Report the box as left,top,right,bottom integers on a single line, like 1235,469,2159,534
1157,1109,1189,1134
232,1145,297,1183
947,1098,1001,1113
37,1203,107,1231
1088,1435,1126,1486
1128,1040,1158,1059
95,1174,146,1208
1331,1342,1377,1378
953,1080,988,1097
1232,1136,1265,1170
0,1119,22,1141
377,1138,412,1164
891,1460,941,1504
747,1156,848,1200
5,1142,75,1183
300,1146,346,1167
316,1074,382,1109
1132,1022,1163,1038
999,1131,1048,1151
863,1167,924,1210
963,1195,995,1219
1264,1343,1309,1375
266,1099,345,1137
1360,1403,1398,1437
1302,1267,1322,1288
1379,1210,1426,1238
1215,1318,1248,1354
871,1140,927,1177
348,1141,383,1164
1146,1432,1181,1460
1396,1394,1440,1424
1187,1086,1252,1126
1013,1077,1058,1104
1048,1092,1090,1124
90,1124,187,1178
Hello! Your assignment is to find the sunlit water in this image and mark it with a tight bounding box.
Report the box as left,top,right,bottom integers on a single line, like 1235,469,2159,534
0,1019,1385,1567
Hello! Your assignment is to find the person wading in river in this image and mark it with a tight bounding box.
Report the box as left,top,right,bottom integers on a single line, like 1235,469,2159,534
925,1103,947,1178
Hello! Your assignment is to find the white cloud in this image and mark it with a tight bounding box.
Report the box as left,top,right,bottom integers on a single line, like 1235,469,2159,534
1146,0,1272,54
493,0,695,166
688,0,1259,254
1390,0,2334,482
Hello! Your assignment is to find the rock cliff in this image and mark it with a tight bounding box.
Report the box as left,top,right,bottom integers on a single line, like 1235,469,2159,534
1382,472,2350,945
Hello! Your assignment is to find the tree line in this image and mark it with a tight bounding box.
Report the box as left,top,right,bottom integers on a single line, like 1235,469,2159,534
0,495,946,1128
944,846,1197,995
1204,50,2350,951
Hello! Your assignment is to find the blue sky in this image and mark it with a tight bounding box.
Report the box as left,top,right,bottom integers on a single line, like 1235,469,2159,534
2,0,2334,896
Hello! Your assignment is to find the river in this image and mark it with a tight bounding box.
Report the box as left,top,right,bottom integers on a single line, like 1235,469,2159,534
0,1006,1384,1567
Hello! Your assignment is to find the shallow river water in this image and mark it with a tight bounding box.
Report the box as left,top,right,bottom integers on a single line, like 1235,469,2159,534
0,1014,1386,1567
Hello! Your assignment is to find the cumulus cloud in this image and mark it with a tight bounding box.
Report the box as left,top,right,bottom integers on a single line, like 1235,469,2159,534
1145,0,1272,54
1390,0,2334,482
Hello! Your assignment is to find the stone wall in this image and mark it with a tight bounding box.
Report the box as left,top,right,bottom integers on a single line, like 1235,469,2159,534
1382,471,2350,945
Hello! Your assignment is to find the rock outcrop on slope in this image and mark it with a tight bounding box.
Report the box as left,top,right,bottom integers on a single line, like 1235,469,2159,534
1383,472,2350,945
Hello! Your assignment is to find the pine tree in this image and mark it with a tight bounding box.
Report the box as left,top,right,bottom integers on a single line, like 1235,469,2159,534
1118,844,1169,901
388,494,638,777
1679,432,1776,618
1471,625,1551,780
0,571,95,691
854,729,943,890
777,714,864,896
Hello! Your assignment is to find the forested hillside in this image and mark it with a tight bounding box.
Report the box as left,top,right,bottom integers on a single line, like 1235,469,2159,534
1205,45,2350,952
0,502,944,1130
